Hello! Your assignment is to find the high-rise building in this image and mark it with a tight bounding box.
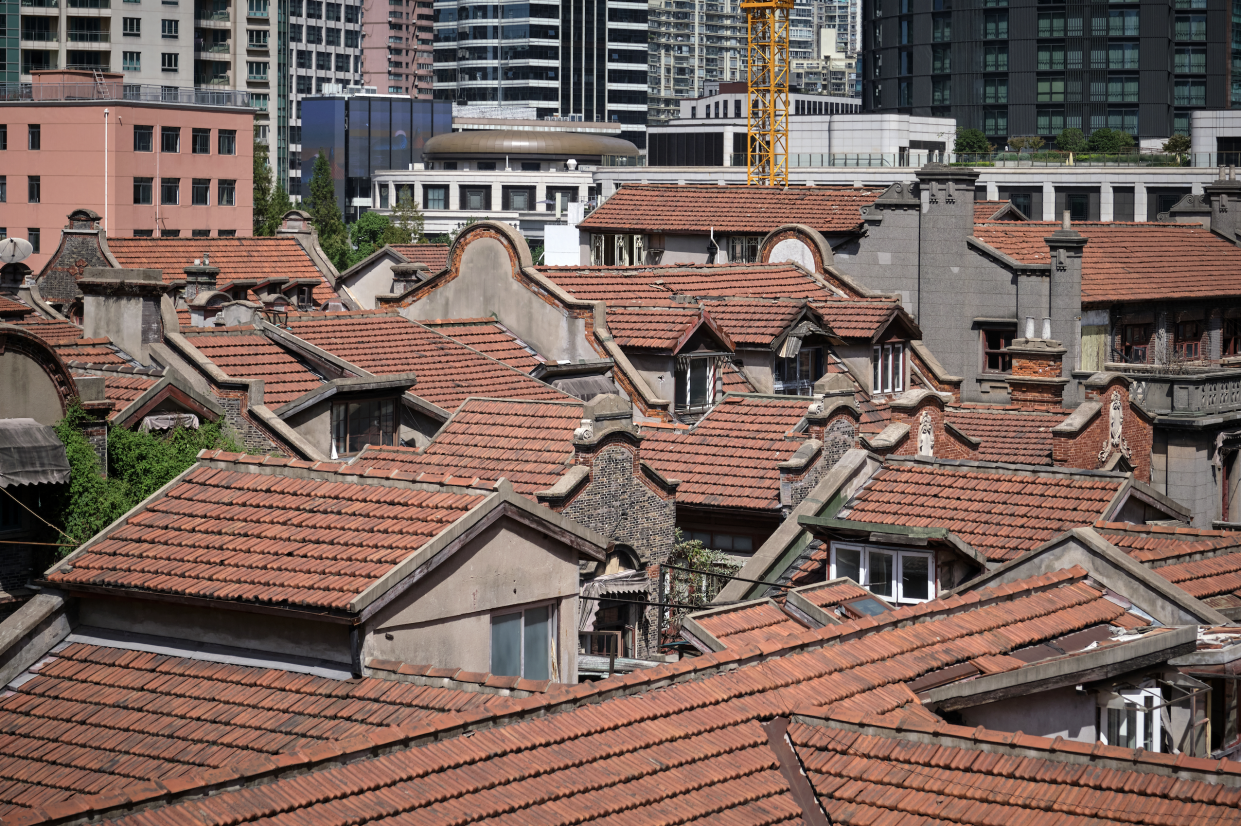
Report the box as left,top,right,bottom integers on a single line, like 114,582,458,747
361,0,432,99
647,0,744,126
862,0,1237,143
287,0,363,195
431,0,647,147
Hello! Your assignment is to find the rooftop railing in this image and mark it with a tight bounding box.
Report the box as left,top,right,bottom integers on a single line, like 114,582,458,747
0,81,250,107
629,150,1241,170
1109,367,1241,418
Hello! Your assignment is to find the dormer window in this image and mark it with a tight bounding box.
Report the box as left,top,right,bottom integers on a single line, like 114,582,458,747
675,355,718,414
295,285,314,311
590,233,646,266
331,398,397,457
775,346,824,396
872,342,905,395
727,235,762,264
830,541,933,603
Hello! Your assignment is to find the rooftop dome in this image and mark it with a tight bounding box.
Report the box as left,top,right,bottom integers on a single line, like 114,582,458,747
424,129,639,159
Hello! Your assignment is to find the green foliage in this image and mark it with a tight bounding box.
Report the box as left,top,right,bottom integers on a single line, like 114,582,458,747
253,139,274,236
1086,127,1136,154
268,186,293,231
1008,136,1045,152
51,403,241,555
389,186,424,244
346,211,394,267
666,529,740,623
953,128,992,155
1163,133,1191,155
52,402,130,552
308,151,350,271
1056,128,1087,153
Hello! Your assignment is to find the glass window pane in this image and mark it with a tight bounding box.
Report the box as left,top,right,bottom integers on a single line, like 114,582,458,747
901,555,930,601
869,551,894,598
688,360,709,407
523,606,550,680
835,547,862,583
491,612,522,676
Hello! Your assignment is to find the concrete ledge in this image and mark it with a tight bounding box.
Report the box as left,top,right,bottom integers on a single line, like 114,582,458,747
0,591,73,688
861,422,909,450
1051,401,1101,435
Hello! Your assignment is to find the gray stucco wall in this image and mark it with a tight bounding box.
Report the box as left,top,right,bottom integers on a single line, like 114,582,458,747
736,349,774,393
77,596,353,665
403,236,595,363
344,257,399,310
0,353,64,425
627,352,676,403
286,401,333,458
1152,430,1216,527
364,515,581,681
958,686,1098,743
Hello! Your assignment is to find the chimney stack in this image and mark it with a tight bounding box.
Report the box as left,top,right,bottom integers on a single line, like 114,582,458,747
183,264,219,304
77,268,167,365
1005,334,1068,407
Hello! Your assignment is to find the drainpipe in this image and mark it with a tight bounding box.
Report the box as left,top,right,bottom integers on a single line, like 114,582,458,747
103,108,109,232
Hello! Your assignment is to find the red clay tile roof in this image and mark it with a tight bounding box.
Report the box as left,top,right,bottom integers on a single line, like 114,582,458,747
285,312,567,410
6,314,87,345
0,641,510,820
45,455,491,611
106,236,340,304
974,199,1018,221
417,319,545,373
2,311,133,365
1096,522,1241,612
793,712,1241,826
972,221,1241,305
72,373,159,420
722,359,757,392
538,262,839,304
946,405,1064,465
0,295,32,316
699,298,808,346
691,601,810,649
390,243,451,273
578,184,883,234
641,394,812,511
71,568,1210,826
354,398,582,496
181,327,323,406
53,337,129,365
605,306,703,350
839,460,1127,561
796,578,871,609
811,299,900,340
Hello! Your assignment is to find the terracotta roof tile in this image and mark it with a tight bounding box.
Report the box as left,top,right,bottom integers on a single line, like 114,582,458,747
0,295,33,316
0,642,507,821
45,458,489,610
972,221,1241,305
389,243,451,273
810,299,900,339
83,569,1197,826
181,327,323,406
698,298,807,346
537,262,839,303
605,306,703,350
417,319,545,373
641,394,812,511
792,715,1241,826
797,579,872,609
946,406,1064,466
285,312,568,410
1097,522,1241,607
106,236,340,304
839,461,1126,561
974,199,1019,221
354,398,582,496
578,184,883,234
70,373,160,420
692,601,811,649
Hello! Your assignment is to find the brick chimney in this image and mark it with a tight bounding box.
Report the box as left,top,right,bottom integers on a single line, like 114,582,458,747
183,264,219,304
1044,212,1086,404
1006,317,1068,407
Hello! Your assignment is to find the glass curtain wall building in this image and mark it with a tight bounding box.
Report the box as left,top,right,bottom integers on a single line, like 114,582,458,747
862,0,1236,144
432,0,647,147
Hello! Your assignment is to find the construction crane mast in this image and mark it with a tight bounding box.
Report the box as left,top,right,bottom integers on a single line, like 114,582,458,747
742,0,794,186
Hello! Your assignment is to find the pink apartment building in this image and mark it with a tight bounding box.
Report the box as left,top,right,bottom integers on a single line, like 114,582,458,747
361,0,432,98
0,71,255,273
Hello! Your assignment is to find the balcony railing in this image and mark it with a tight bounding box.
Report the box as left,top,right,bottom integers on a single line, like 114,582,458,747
21,0,60,8
1107,366,1241,417
0,81,250,107
20,31,58,40
67,29,108,41
195,9,229,19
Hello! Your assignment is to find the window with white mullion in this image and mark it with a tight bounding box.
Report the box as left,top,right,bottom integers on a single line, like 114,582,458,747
1098,685,1162,752
829,541,933,603
871,342,905,395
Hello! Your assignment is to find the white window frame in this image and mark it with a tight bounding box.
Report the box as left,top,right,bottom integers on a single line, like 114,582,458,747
1098,684,1162,752
829,541,935,603
489,600,558,681
872,342,905,395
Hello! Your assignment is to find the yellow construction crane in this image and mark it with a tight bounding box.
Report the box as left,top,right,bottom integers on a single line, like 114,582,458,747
742,0,794,186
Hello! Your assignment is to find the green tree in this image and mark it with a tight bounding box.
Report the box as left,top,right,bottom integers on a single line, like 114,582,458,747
253,139,274,236
388,186,424,244
1163,133,1191,157
1087,127,1136,154
1008,136,1045,153
346,210,393,267
1056,128,1087,153
51,403,241,555
268,185,293,230
953,128,992,155
307,151,349,270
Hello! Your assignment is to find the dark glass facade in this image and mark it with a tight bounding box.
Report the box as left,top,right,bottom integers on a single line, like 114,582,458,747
301,95,451,219
862,0,1233,143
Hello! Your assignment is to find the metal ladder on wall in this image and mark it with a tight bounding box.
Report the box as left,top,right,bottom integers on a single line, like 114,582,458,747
92,68,107,98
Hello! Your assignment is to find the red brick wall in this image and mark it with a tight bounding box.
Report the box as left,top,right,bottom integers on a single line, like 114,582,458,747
886,397,978,461
1008,349,1066,406
1053,379,1152,481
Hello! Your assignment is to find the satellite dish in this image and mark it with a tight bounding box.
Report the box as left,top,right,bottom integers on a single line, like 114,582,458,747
0,238,33,264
